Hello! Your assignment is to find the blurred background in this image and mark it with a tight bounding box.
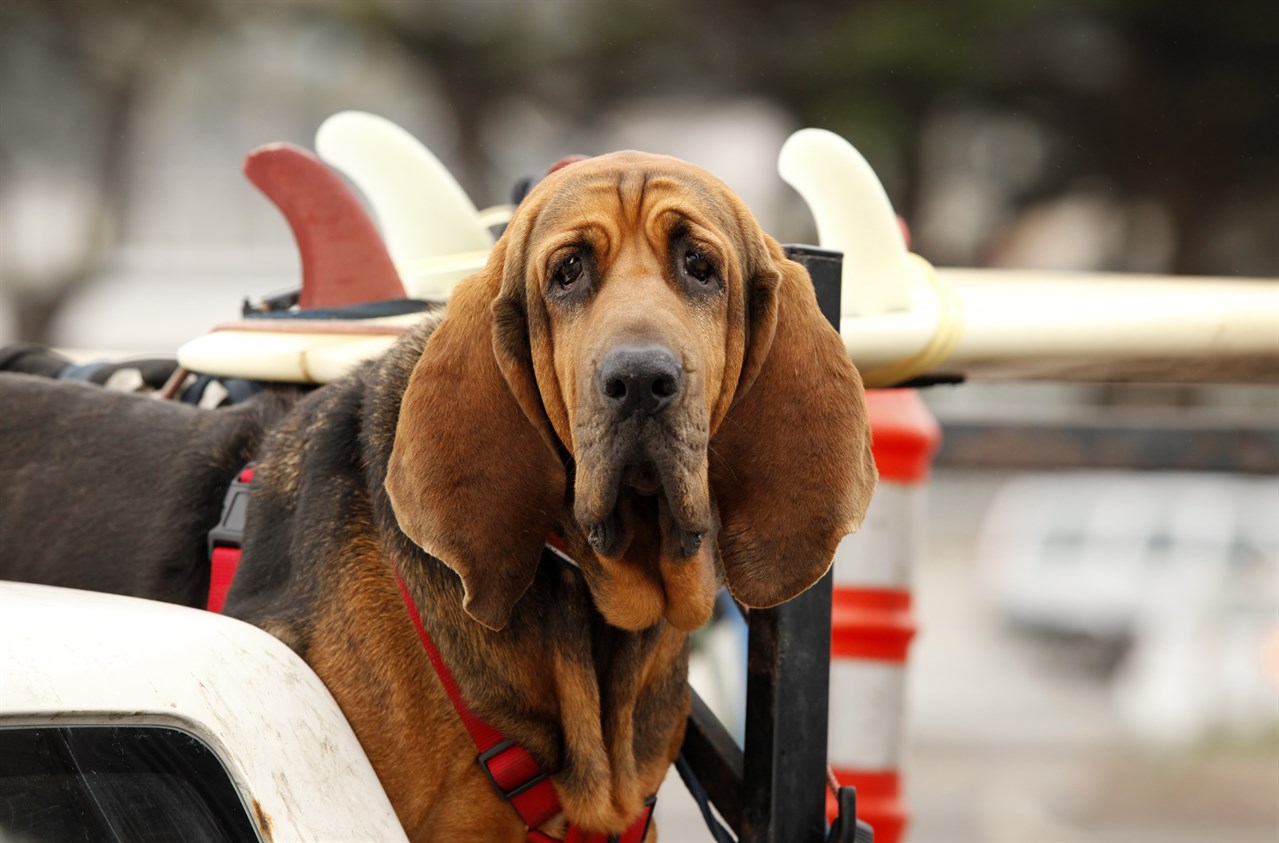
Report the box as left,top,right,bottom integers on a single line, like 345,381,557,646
1,1,1275,840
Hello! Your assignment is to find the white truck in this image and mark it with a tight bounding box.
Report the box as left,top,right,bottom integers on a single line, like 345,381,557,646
0,581,408,842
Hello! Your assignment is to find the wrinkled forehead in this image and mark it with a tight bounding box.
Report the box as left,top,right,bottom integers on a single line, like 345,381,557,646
524,152,744,244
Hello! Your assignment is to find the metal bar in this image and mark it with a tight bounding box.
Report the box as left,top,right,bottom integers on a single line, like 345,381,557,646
741,576,835,842
675,246,844,843
738,246,842,843
935,416,1279,475
681,689,745,833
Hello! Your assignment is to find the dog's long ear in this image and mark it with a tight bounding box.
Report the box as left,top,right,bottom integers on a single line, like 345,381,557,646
711,235,878,608
385,242,565,631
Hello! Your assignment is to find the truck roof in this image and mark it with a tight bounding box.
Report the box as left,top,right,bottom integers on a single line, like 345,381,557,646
0,580,406,841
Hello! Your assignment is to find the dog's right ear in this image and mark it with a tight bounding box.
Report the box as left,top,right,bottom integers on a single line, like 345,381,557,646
385,243,566,631
710,234,878,610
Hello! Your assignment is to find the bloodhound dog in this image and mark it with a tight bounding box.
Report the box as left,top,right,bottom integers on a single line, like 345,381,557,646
0,151,876,840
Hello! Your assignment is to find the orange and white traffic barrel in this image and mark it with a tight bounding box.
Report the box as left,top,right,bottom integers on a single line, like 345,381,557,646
826,388,940,843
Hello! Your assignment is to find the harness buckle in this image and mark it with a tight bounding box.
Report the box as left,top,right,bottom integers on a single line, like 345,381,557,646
477,740,549,800
205,464,256,613
207,464,256,556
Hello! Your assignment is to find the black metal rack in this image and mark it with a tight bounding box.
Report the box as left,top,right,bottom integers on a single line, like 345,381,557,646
679,246,871,843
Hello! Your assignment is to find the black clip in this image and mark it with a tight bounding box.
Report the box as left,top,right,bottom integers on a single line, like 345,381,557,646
207,465,255,557
476,740,549,800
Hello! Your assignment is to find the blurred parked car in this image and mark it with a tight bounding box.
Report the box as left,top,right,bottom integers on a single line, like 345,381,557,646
977,471,1279,745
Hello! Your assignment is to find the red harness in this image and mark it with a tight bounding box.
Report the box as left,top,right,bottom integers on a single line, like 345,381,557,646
207,471,656,842
395,571,655,843
206,465,256,614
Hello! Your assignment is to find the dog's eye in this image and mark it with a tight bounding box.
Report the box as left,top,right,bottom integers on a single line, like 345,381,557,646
552,254,583,290
684,249,716,284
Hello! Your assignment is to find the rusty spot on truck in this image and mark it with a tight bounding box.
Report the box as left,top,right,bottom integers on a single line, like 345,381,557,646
252,799,274,841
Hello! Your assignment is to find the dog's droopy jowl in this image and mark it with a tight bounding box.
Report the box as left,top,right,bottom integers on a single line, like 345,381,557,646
0,151,877,840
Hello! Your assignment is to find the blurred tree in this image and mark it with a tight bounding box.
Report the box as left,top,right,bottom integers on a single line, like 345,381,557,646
1,0,1274,343
567,0,1277,273
0,0,219,342
346,0,1276,273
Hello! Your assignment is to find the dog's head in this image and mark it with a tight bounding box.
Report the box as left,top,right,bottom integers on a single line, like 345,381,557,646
386,152,877,631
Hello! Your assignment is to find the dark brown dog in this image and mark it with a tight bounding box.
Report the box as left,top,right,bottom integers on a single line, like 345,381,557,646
0,152,876,840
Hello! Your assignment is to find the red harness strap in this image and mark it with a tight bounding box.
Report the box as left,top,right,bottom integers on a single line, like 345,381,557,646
395,572,656,843
206,465,255,613
394,572,561,829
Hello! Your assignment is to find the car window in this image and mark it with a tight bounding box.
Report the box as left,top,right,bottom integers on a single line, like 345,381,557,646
0,726,259,843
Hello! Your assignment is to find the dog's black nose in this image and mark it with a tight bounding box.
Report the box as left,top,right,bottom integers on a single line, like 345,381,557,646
598,346,683,416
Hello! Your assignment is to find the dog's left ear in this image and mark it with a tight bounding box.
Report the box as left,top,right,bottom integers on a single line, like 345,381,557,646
711,235,878,608
385,239,566,631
